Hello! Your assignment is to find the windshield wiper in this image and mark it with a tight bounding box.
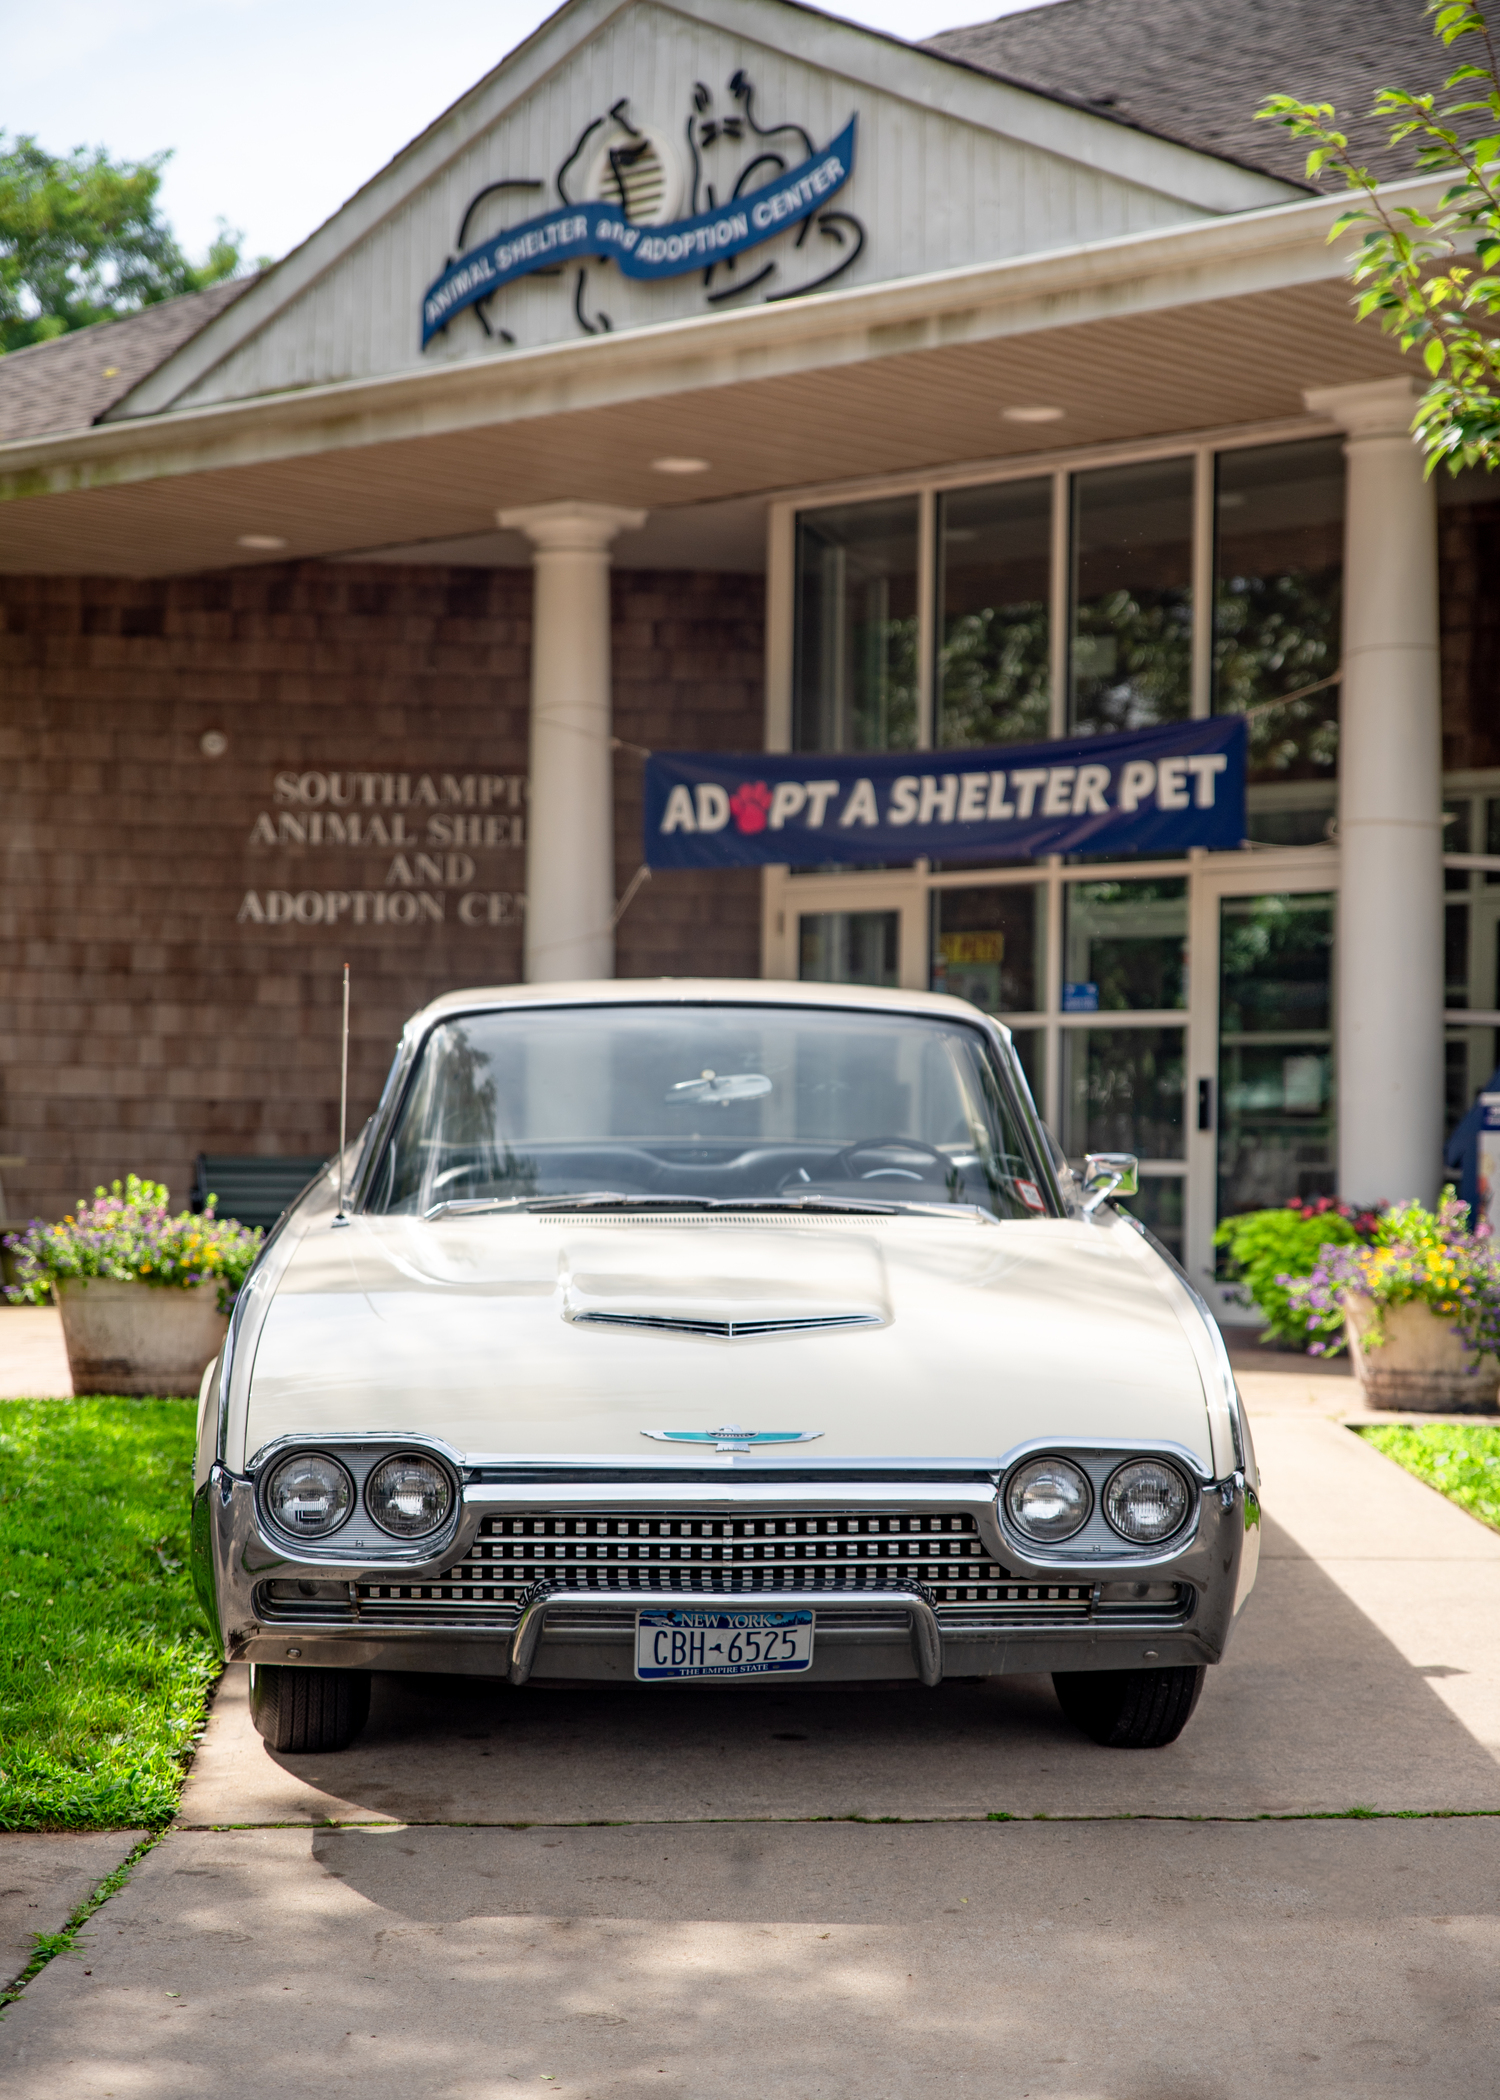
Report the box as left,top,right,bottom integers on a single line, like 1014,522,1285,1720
424,1192,994,1222
524,1193,908,1217
422,1196,540,1221
524,1193,716,1213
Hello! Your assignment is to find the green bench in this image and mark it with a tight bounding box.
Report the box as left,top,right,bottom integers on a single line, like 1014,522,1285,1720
190,1154,328,1232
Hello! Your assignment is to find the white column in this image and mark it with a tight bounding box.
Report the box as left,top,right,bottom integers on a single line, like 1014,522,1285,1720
1305,378,1443,1204
499,500,645,983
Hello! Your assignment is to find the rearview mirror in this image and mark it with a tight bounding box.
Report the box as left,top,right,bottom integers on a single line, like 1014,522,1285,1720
1081,1151,1139,1215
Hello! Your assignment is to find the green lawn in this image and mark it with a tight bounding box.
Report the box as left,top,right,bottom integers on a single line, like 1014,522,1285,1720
0,1397,217,1830
1358,1422,1500,1535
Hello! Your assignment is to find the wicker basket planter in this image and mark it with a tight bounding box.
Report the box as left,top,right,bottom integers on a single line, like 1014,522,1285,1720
56,1277,226,1398
1342,1291,1500,1413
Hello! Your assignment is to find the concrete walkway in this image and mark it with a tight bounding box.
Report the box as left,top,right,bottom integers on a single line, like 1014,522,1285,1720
0,1308,71,1399
3,1340,1499,2095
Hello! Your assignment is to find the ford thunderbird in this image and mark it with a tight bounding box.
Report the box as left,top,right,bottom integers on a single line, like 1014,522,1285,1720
191,980,1260,1755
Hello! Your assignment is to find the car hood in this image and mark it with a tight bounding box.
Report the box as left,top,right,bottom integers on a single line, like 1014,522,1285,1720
240,1210,1229,1475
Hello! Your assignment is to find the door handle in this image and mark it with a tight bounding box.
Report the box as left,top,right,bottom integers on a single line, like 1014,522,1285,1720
1198,1078,1214,1132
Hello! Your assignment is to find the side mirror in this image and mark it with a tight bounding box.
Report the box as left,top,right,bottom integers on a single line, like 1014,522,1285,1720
1081,1151,1139,1215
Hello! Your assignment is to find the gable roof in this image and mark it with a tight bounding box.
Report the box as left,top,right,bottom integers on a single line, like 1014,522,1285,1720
927,0,1454,188
0,279,253,443
102,0,1292,423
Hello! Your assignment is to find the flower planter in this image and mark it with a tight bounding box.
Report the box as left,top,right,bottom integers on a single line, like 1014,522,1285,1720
1341,1291,1500,1413
56,1277,227,1398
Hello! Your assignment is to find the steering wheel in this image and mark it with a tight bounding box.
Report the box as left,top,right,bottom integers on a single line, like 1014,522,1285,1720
828,1136,953,1184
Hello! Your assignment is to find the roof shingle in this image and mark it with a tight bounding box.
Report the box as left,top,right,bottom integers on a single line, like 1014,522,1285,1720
0,278,252,444
927,0,1456,186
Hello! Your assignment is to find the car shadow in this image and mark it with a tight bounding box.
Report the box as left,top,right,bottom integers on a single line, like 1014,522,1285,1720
258,1515,1500,1825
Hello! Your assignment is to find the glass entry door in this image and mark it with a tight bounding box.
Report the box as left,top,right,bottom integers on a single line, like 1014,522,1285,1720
1186,862,1337,1318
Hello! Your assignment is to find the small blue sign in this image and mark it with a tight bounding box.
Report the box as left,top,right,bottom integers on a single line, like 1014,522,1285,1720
643,717,1248,870
422,118,857,344
1062,983,1100,1013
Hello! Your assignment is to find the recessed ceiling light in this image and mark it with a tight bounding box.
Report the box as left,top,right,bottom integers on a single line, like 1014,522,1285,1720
1002,406,1065,424
200,730,229,758
651,456,710,474
237,533,288,550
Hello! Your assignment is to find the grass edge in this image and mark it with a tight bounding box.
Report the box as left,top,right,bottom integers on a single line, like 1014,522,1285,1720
0,1831,160,2015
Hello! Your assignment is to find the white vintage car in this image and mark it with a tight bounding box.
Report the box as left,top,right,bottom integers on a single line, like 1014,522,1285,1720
192,980,1259,1756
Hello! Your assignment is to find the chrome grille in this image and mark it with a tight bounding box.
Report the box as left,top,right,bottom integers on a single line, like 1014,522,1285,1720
254,1512,1187,1632
358,1510,1015,1610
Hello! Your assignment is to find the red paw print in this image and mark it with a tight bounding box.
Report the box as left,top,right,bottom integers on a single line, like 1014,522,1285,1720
730,780,773,834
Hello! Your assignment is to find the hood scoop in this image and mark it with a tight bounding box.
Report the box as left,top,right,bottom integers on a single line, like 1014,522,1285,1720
560,1226,890,1339
572,1309,879,1339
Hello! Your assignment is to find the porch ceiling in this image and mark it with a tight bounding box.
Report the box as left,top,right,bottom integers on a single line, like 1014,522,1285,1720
0,278,1405,578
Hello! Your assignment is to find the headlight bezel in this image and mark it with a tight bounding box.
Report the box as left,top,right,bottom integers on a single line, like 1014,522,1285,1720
260,1449,356,1543
252,1436,463,1557
1102,1457,1193,1546
364,1450,456,1540
998,1442,1206,1561
1004,1454,1093,1544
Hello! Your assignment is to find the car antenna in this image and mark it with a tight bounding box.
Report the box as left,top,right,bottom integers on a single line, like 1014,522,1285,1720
334,961,351,1226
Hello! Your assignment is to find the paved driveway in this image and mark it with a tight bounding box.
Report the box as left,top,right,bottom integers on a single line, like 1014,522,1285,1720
3,1352,1499,2097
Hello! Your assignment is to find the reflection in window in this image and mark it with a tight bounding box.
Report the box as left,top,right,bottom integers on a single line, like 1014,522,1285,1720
931,885,1047,1012
798,910,899,987
1062,1027,1185,1160
1447,900,1470,1010
1117,1175,1184,1261
1215,438,1344,843
1217,893,1334,1217
1063,878,1187,1010
794,499,919,752
1447,1027,1500,1140
937,479,1051,747
1005,1025,1044,1109
1070,458,1193,735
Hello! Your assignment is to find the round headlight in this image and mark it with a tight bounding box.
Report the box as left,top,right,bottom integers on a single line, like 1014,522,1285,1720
1005,1456,1091,1543
1104,1458,1191,1544
366,1453,454,1539
264,1451,353,1539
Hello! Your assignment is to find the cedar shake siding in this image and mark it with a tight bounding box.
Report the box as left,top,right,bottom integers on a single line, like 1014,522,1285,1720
0,562,763,1224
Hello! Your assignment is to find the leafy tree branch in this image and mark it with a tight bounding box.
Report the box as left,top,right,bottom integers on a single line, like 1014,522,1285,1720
0,134,247,355
1259,0,1500,474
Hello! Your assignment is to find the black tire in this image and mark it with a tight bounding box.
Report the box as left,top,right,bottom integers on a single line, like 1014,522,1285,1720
1052,1665,1206,1748
249,1664,371,1753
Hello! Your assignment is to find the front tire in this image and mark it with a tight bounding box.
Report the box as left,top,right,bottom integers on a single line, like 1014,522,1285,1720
249,1664,371,1753
1052,1665,1206,1748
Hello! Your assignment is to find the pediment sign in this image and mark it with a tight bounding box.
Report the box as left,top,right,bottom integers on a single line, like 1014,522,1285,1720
116,0,1278,418
422,72,864,347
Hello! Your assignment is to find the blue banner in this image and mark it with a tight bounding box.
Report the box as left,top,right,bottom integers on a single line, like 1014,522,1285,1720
644,718,1248,869
422,119,858,344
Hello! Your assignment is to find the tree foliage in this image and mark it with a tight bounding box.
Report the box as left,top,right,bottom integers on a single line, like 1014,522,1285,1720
1259,1,1500,475
0,133,243,354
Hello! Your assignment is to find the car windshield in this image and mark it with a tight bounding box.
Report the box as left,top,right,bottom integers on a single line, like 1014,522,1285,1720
368,1002,1050,1221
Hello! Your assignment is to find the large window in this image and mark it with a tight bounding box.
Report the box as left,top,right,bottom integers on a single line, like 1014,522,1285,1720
937,479,1051,747
1214,438,1344,845
794,498,919,752
1069,458,1193,736
1062,878,1187,1012
799,910,898,988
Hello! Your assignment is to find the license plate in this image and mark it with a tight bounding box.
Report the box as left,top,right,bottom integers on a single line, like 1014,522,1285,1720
635,1608,814,1681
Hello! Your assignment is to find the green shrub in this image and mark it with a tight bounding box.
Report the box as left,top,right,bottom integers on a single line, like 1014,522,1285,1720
1214,1197,1382,1350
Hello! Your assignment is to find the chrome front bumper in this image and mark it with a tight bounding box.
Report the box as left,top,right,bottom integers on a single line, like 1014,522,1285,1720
194,1466,1260,1685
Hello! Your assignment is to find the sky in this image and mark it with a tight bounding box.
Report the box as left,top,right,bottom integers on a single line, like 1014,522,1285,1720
4,0,1047,269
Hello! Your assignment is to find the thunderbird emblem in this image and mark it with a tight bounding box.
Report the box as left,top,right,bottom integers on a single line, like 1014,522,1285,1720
643,1423,824,1451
